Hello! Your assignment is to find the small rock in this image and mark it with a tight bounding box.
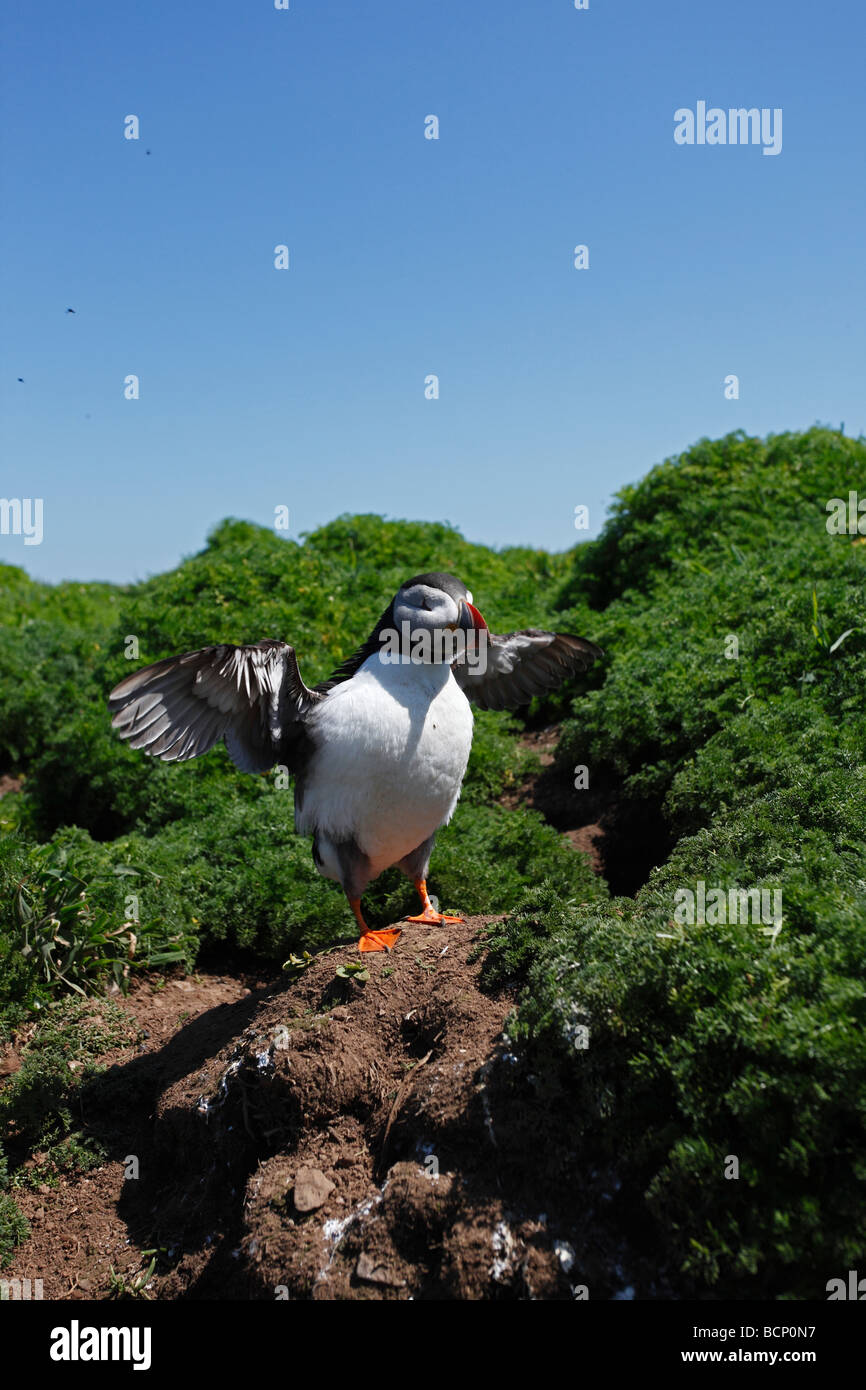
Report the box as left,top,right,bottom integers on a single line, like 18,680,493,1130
355,1252,406,1288
293,1167,334,1212
0,1050,20,1078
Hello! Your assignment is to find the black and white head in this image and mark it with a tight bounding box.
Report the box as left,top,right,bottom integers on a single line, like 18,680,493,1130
391,572,487,654
388,571,604,709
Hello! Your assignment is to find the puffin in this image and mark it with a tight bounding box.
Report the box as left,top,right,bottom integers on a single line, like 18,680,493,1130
108,572,602,952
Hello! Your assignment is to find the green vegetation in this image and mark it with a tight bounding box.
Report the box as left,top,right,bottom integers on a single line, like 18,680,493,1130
107,1250,160,1300
0,1142,29,1269
0,998,136,1183
1,424,863,1295
484,426,866,1298
0,997,137,1267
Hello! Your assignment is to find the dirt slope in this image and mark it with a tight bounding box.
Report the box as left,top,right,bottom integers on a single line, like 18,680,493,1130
3,915,619,1300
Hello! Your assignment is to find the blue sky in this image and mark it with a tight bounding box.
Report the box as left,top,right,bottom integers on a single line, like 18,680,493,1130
2,0,864,584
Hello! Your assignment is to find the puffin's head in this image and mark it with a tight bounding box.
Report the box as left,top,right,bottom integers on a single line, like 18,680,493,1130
389,571,487,662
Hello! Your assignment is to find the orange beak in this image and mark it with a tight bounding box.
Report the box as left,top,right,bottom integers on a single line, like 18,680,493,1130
459,599,488,631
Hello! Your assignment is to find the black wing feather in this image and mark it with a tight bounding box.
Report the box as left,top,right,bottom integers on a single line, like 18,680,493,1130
108,639,321,773
452,629,603,710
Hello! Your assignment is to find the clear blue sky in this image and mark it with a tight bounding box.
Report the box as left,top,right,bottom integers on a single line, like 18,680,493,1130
2,0,864,584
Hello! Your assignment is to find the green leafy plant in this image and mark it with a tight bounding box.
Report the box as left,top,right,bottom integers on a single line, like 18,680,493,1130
9,841,187,1001
282,951,314,977
108,1251,159,1300
334,961,370,984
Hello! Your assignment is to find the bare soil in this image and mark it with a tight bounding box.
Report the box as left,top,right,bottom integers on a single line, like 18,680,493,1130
503,726,608,875
3,917,622,1301
507,725,675,895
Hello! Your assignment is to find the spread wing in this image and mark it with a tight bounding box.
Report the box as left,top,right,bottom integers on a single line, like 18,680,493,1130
452,629,603,711
107,639,322,773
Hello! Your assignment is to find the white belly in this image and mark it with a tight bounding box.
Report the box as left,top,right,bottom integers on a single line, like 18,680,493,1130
297,656,474,877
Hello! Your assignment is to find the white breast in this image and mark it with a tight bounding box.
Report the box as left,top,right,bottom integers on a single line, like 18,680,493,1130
296,655,474,877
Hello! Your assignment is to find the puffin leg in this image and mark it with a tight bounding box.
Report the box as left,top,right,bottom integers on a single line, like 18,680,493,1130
347,895,402,953
405,879,465,925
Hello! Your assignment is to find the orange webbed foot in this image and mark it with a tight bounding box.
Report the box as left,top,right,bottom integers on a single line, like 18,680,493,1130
347,895,402,953
406,880,464,925
359,927,402,953
405,909,465,925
